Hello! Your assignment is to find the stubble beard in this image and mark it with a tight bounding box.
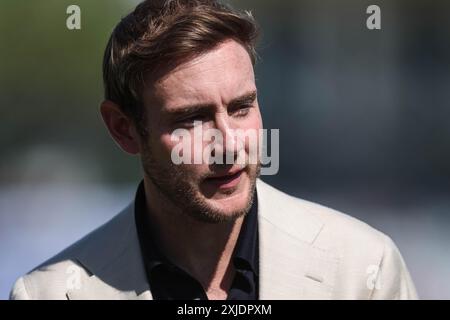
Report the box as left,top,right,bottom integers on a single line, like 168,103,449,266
141,142,260,224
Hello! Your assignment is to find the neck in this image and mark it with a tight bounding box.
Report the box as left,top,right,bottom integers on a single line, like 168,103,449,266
143,177,243,299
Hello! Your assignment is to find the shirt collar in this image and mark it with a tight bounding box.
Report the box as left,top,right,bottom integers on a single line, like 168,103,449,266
134,181,167,270
231,189,259,276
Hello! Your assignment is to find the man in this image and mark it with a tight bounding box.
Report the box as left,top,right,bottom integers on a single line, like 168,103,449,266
10,0,417,300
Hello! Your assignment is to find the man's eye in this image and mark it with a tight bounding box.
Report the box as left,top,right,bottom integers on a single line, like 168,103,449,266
232,105,252,117
177,115,205,127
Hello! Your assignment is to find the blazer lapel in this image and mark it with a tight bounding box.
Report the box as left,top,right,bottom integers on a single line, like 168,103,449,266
256,179,340,299
66,203,153,300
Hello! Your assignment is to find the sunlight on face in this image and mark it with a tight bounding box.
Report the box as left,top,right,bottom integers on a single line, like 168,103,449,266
141,39,263,223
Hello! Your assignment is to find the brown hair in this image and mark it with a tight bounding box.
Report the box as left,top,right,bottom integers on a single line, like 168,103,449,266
102,0,259,134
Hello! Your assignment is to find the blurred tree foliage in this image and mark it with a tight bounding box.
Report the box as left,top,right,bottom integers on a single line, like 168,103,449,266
0,0,142,184
1,0,449,189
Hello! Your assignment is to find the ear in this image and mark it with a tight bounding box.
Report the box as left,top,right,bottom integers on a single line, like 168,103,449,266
100,100,141,155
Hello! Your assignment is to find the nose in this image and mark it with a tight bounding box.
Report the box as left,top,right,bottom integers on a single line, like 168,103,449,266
211,112,244,164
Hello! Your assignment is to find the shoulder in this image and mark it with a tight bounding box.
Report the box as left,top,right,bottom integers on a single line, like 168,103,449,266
256,178,387,248
256,179,418,299
10,260,85,300
10,204,134,300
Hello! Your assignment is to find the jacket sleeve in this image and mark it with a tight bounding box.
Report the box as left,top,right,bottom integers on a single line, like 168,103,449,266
370,235,418,300
10,277,31,300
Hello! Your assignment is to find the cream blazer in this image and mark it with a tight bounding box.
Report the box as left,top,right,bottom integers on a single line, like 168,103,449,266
10,179,418,300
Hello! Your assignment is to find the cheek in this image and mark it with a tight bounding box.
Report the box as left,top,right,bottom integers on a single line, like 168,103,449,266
158,133,184,164
160,133,176,151
140,131,174,164
244,105,263,130
241,110,263,151
160,132,205,173
250,110,263,130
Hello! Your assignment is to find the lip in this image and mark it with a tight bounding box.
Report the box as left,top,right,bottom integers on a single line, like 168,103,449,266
204,169,244,190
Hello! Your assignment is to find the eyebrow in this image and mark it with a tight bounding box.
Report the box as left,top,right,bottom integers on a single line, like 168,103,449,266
164,90,257,119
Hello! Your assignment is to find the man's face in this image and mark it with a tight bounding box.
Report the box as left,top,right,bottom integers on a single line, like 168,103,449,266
140,39,263,223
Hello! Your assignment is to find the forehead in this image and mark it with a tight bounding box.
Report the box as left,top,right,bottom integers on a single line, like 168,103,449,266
144,39,256,113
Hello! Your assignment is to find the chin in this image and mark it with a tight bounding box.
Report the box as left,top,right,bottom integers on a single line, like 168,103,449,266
210,197,249,216
203,178,253,219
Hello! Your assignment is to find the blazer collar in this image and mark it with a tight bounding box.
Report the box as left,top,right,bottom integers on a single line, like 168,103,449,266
256,179,339,299
68,179,337,299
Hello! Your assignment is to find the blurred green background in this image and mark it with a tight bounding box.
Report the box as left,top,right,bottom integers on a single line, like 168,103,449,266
1,0,450,299
0,0,143,185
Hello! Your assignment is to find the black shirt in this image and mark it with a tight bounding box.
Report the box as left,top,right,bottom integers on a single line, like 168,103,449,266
134,181,259,300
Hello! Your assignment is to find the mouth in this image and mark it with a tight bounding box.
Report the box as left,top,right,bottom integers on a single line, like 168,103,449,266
204,168,244,190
